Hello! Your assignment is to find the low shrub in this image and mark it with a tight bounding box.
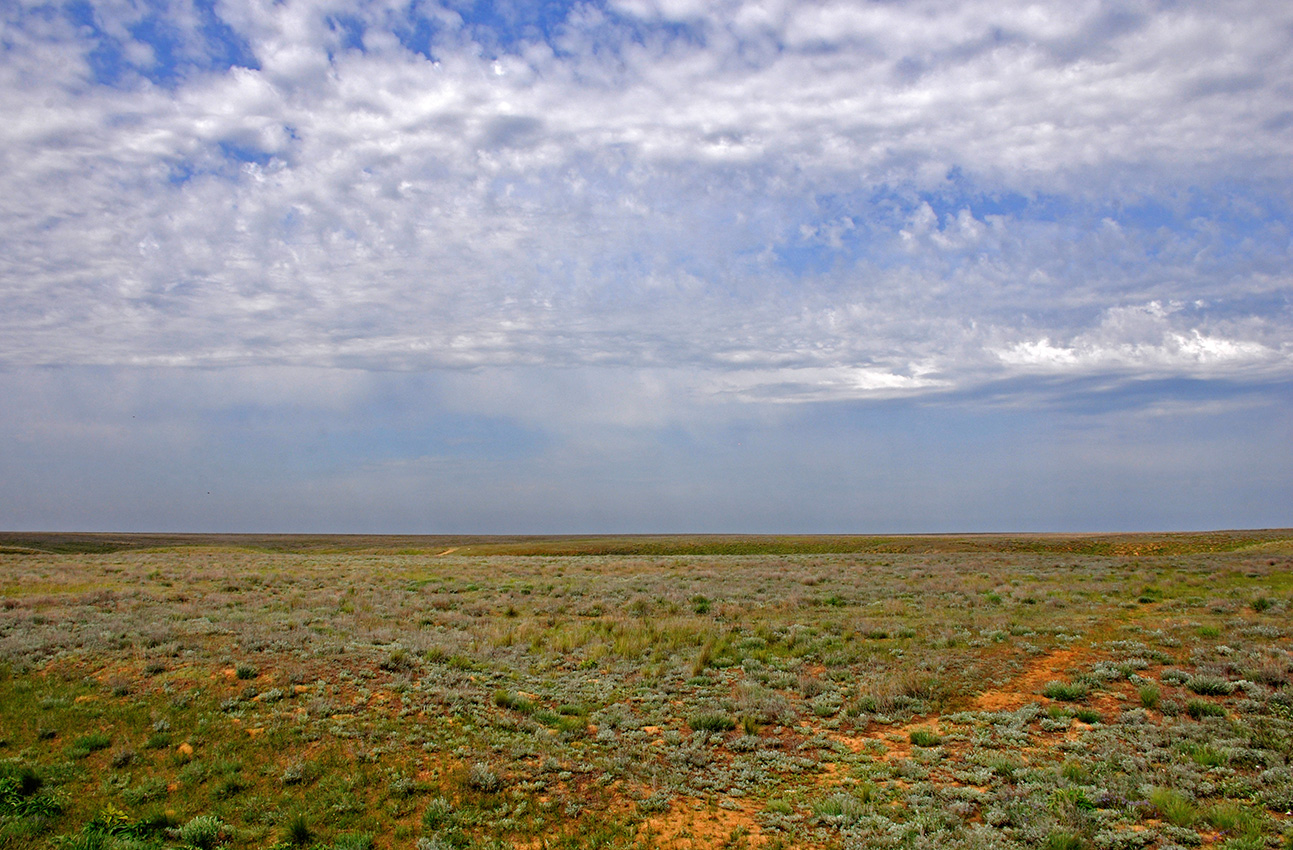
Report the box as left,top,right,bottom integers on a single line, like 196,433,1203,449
1246,659,1289,686
177,814,224,849
1187,675,1234,695
813,792,866,822
465,762,501,793
421,797,457,832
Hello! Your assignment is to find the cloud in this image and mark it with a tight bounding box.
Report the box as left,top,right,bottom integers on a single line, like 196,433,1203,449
4,1,1292,397
1,1,1292,531
994,301,1290,383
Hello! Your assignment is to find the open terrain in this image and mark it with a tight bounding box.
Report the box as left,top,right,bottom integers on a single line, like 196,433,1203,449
1,531,1292,850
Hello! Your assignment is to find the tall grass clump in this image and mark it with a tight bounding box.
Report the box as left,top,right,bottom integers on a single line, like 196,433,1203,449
689,712,736,733
1186,699,1227,719
1149,788,1198,827
282,813,313,847
908,728,943,747
1186,675,1234,695
1043,681,1088,701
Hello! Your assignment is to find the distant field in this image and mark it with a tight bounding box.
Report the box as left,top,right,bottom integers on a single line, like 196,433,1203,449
3,529,1291,556
1,531,1291,849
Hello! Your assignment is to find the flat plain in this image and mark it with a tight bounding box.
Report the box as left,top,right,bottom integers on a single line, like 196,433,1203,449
1,530,1291,850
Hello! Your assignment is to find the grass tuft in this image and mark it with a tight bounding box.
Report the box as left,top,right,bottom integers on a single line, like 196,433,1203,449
1186,698,1227,719
1044,831,1085,850
282,812,313,847
689,712,736,733
1043,680,1089,701
1149,787,1198,827
908,728,943,747
1186,675,1234,695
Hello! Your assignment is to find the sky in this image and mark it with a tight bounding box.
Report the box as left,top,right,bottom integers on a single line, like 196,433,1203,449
1,0,1291,534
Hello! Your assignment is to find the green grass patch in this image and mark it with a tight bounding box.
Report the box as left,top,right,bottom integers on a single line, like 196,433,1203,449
1073,707,1102,724
1186,698,1228,719
688,712,736,733
65,732,111,759
908,728,943,747
1043,680,1089,701
1150,787,1198,827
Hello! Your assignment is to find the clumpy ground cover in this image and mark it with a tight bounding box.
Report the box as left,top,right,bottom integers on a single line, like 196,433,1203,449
0,531,1291,850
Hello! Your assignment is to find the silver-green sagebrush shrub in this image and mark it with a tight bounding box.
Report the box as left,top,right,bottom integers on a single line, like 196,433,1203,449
177,814,224,849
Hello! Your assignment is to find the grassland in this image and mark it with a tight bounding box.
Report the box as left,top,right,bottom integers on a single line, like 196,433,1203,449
1,531,1291,850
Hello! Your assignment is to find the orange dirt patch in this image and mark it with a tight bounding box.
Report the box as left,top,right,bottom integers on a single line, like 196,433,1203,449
641,801,765,849
973,646,1094,711
826,718,943,762
1088,688,1129,716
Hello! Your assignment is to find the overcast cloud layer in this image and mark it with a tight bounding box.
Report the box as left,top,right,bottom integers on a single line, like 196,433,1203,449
2,0,1291,532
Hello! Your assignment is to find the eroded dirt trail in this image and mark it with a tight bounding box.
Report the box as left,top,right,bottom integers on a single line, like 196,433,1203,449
816,644,1101,770
972,645,1095,711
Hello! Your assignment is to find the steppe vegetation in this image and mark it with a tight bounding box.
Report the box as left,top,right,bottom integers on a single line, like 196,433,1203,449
1,530,1291,850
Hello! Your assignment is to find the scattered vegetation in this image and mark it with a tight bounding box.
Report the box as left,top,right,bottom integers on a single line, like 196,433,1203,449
0,530,1290,849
